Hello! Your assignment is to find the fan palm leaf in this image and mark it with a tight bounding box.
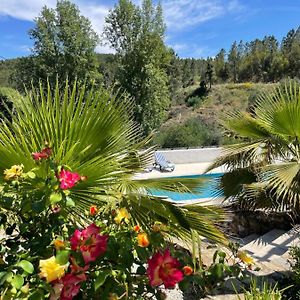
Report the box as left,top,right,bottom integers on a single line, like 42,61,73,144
207,80,300,211
0,80,227,244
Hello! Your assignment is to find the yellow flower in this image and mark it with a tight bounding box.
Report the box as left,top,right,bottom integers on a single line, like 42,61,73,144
4,164,24,180
39,256,67,282
237,251,254,265
114,208,130,224
137,233,150,247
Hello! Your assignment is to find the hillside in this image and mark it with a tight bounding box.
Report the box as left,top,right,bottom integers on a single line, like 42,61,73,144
154,82,277,148
0,58,284,149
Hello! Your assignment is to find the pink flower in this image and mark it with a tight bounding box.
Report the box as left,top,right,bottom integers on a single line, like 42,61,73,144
70,224,108,264
32,147,52,161
58,168,81,190
147,249,183,289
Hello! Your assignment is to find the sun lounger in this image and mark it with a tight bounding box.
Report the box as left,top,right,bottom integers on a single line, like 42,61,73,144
154,152,175,172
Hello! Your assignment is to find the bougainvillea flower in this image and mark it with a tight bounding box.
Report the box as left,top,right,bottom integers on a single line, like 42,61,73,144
182,266,193,276
70,224,108,264
58,168,81,190
89,205,98,216
32,147,52,161
4,164,23,180
114,208,130,224
137,233,150,248
147,249,183,288
39,256,67,283
237,251,254,265
133,225,140,233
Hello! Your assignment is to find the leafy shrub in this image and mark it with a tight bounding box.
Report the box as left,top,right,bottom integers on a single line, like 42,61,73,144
186,96,202,107
282,245,300,299
155,117,220,148
0,81,227,299
187,80,208,100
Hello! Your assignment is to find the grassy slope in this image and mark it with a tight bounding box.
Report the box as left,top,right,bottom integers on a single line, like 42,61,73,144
156,82,277,147
169,83,276,126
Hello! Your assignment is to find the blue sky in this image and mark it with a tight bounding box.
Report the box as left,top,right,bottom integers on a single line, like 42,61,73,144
0,0,299,59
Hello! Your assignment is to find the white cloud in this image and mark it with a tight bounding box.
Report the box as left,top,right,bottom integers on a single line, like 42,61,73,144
0,0,245,54
162,0,244,30
0,0,114,53
0,0,56,20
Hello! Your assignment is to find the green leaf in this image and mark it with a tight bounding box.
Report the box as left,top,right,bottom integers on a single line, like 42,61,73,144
50,193,62,204
28,290,44,300
16,260,34,274
211,263,224,280
0,271,8,285
11,274,24,289
26,171,36,179
66,197,75,207
95,270,111,291
55,250,70,265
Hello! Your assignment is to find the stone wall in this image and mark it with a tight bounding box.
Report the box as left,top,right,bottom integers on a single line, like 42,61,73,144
228,210,297,237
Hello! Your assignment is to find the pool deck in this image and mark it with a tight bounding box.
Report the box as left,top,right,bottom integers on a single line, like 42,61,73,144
136,162,227,180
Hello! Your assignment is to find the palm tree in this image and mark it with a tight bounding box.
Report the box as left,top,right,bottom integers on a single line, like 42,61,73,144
207,80,300,213
0,80,226,243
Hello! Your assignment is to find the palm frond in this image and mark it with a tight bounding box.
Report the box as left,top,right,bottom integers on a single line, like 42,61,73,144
208,80,300,212
0,80,227,244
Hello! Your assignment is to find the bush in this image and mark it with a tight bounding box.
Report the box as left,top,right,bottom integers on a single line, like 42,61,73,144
0,81,227,299
155,117,220,148
186,96,202,107
281,245,300,299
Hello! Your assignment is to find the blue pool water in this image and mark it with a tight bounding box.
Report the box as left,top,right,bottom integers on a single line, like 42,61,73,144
150,173,223,201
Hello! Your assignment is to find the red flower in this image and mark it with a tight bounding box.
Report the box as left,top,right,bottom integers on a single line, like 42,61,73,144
70,224,108,264
32,147,52,161
58,169,81,190
50,258,88,300
133,225,140,233
182,266,193,276
147,249,183,288
51,273,85,300
89,205,98,216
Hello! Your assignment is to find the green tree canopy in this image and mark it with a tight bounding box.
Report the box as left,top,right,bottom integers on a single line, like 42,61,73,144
104,0,171,134
13,0,101,89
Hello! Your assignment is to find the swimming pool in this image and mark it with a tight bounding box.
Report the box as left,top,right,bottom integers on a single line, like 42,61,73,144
150,173,223,201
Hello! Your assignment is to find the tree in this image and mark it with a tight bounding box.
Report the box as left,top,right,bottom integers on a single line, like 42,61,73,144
207,81,300,213
282,27,300,78
205,58,214,89
228,41,240,82
13,0,101,89
104,0,171,134
214,49,228,82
